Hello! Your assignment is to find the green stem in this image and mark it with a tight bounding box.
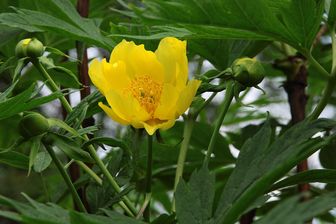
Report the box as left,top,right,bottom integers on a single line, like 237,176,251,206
309,27,336,120
33,59,137,216
172,117,195,212
44,145,87,213
204,80,234,166
32,59,72,112
76,160,102,185
144,134,153,222
191,92,217,119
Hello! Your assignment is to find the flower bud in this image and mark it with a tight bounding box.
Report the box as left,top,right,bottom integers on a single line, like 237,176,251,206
15,38,31,58
19,112,50,138
15,38,44,59
232,57,265,87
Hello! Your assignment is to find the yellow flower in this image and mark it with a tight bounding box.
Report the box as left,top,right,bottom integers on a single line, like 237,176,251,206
89,37,201,135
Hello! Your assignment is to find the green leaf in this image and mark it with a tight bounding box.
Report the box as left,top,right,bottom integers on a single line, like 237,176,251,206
0,151,28,169
28,136,41,175
117,0,324,51
270,169,336,191
39,56,81,87
82,137,129,151
326,0,336,26
13,58,27,83
0,83,63,120
49,133,93,163
48,118,84,139
110,24,271,41
69,210,145,224
45,46,79,62
33,151,52,173
0,210,22,222
319,141,336,169
0,193,74,224
215,118,336,224
0,6,114,49
0,84,35,120
65,91,103,128
255,191,336,224
175,166,215,224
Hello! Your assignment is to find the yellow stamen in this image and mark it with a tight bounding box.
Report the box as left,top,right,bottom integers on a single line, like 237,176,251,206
128,75,163,116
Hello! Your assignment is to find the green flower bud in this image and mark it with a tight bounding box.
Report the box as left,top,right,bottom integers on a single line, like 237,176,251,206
15,38,31,58
15,38,44,59
19,112,50,138
26,38,44,58
232,57,265,87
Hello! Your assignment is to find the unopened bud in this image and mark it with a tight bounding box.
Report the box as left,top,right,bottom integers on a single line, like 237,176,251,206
15,38,44,59
232,57,265,87
19,112,50,138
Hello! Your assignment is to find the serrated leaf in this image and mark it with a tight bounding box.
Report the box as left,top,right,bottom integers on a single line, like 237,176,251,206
175,166,215,224
116,0,324,52
215,118,336,223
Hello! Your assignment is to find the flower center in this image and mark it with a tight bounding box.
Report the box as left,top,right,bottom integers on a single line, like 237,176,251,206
129,75,162,116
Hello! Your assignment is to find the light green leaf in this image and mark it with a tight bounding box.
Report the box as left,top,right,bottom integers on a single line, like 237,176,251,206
33,151,52,173
28,136,41,175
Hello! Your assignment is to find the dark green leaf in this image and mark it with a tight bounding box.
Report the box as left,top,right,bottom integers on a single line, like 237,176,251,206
270,169,336,191
175,166,215,224
319,141,336,169
69,210,145,224
255,192,336,224
326,0,336,26
215,119,336,223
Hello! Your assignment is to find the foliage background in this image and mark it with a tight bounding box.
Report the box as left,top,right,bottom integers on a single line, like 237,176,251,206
0,0,336,224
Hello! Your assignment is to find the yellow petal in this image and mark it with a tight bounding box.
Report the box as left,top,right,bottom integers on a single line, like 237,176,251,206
88,59,109,94
142,119,176,135
99,102,129,125
102,59,131,94
176,79,201,116
105,90,150,123
110,40,164,83
155,37,188,85
154,83,179,120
